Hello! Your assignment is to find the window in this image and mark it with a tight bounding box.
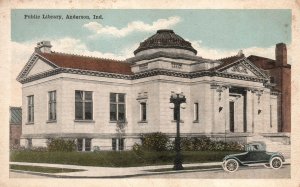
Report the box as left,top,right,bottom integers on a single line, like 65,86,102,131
173,107,178,121
110,93,126,121
140,102,147,121
112,138,125,151
194,103,199,121
27,95,34,123
27,138,32,148
77,138,92,151
48,91,56,121
77,138,83,151
75,91,93,120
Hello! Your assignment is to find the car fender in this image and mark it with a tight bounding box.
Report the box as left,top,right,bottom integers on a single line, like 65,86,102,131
269,152,285,162
223,156,244,166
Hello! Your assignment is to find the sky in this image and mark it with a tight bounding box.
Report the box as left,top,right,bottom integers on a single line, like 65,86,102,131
10,9,291,106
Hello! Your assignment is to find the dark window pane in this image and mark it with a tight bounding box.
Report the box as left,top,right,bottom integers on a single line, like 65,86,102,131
85,139,91,151
85,102,93,120
118,94,125,103
53,103,56,119
119,138,124,150
110,93,116,102
85,92,92,100
230,101,234,132
77,139,83,151
141,103,146,121
28,110,31,122
110,104,117,121
112,138,116,151
75,91,83,101
28,96,34,123
118,104,125,121
49,91,56,120
75,102,83,120
173,108,178,121
31,107,34,122
194,103,199,121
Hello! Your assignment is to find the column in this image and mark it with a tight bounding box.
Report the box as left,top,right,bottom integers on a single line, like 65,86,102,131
246,89,253,133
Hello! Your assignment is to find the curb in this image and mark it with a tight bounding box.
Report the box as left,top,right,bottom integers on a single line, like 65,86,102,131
10,163,290,178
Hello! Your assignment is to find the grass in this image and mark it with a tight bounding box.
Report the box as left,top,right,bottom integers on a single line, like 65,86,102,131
10,164,85,173
10,150,241,167
146,165,222,172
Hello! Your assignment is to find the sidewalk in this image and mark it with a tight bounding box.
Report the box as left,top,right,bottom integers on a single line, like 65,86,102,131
10,159,291,178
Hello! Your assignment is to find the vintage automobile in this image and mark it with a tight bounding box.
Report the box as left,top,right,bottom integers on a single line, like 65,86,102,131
222,141,285,172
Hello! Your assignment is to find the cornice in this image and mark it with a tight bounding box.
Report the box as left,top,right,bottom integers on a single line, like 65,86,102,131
126,51,216,64
19,66,267,85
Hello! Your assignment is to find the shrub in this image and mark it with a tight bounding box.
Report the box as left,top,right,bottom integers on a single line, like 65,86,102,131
131,132,244,152
181,137,194,151
174,137,244,151
47,138,76,152
10,145,48,152
142,132,170,151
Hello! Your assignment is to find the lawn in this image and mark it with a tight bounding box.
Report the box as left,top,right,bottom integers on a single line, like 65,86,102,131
10,164,85,173
10,150,241,167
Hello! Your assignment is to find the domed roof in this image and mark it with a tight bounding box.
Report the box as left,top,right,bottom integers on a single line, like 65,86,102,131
134,29,197,55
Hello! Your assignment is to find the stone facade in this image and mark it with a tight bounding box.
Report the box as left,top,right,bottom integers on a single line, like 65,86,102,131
17,30,290,151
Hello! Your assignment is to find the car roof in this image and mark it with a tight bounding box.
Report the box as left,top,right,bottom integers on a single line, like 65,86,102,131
247,141,266,145
246,141,266,149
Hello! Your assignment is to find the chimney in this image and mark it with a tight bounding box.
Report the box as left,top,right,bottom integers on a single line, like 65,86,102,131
35,41,52,53
275,43,287,66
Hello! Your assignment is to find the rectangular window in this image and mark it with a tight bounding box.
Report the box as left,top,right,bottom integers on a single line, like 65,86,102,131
77,138,83,151
110,93,126,121
112,138,125,151
27,138,32,148
48,91,56,121
77,138,92,151
173,107,178,121
140,102,147,121
75,91,93,120
27,95,34,123
112,138,117,151
194,103,199,121
85,138,91,151
229,101,235,132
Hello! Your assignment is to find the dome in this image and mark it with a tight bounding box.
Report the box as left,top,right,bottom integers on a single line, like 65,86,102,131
134,29,197,55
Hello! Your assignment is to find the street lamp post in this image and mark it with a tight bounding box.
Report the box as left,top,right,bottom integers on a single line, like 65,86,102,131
170,92,186,170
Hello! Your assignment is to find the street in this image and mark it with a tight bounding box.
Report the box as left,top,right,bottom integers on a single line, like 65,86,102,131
10,165,290,179
135,165,290,178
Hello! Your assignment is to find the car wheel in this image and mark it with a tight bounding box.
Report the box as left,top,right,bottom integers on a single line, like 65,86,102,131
270,157,283,169
225,159,239,172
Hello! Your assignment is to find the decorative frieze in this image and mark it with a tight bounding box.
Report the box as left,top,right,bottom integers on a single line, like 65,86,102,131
171,62,182,69
231,64,248,74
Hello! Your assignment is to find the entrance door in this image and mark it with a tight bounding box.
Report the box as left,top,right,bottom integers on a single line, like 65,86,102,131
229,101,234,132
